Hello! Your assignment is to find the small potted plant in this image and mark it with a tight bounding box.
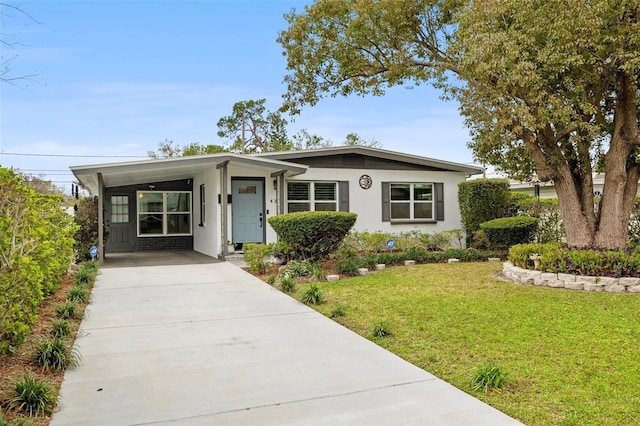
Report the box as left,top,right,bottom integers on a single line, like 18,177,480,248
227,241,235,254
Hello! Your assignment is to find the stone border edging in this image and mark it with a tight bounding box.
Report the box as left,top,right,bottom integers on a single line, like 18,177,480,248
503,262,640,293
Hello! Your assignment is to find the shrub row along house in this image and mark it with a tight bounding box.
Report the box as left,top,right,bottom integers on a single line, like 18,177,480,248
70,146,482,262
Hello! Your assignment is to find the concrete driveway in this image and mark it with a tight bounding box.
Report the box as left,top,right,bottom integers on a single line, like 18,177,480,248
51,261,521,425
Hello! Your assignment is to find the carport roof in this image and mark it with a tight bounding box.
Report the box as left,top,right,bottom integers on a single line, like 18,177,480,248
71,153,308,194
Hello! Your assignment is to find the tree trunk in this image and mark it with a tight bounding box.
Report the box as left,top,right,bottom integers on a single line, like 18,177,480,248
553,168,596,247
593,72,639,248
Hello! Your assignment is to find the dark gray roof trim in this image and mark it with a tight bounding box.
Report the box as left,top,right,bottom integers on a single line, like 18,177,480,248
252,146,483,175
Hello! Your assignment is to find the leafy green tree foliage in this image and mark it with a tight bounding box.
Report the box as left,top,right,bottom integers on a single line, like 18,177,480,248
278,1,640,249
342,132,382,148
0,168,75,352
512,194,565,244
291,129,333,150
268,211,357,260
217,99,292,153
458,179,512,245
291,129,383,150
147,139,228,158
147,138,182,158
182,142,228,156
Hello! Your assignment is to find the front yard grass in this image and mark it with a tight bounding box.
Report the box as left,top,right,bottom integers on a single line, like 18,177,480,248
304,262,640,426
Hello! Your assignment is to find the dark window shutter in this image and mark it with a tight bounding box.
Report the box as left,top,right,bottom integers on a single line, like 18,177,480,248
435,182,444,221
339,181,349,212
278,177,285,214
381,182,390,221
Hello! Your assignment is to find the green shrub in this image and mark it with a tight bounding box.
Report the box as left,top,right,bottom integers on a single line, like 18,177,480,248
509,243,640,277
458,179,512,246
31,337,80,372
514,196,565,243
372,321,392,338
330,304,347,318
75,264,98,286
0,168,76,350
74,196,99,262
242,243,272,274
335,257,361,276
300,284,323,304
268,211,357,260
279,260,315,279
55,301,81,320
8,375,56,416
629,197,640,246
68,285,89,304
51,319,71,338
471,362,508,393
279,276,296,293
266,274,276,285
480,216,538,249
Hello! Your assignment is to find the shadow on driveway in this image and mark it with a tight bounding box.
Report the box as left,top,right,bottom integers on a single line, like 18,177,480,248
102,250,219,268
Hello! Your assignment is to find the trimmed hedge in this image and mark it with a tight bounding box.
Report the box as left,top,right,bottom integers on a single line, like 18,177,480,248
268,211,357,260
0,168,76,353
480,216,538,249
458,179,512,245
509,243,640,277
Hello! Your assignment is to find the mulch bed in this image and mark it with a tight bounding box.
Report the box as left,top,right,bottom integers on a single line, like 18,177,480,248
0,272,88,425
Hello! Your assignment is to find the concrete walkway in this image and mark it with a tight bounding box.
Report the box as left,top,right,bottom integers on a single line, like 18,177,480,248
51,262,522,425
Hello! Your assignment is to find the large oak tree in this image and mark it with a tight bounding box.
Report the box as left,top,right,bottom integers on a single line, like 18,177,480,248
278,0,640,248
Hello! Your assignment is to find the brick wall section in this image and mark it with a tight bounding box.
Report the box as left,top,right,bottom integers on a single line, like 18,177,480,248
502,262,640,293
136,236,193,251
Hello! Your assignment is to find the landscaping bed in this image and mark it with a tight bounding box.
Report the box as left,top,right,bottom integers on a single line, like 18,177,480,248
0,264,96,425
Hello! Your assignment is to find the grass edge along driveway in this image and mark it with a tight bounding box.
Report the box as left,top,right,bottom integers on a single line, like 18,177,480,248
303,262,640,426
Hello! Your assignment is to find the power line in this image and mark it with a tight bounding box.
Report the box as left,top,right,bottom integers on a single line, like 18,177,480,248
25,173,74,176
2,152,148,158
13,169,71,172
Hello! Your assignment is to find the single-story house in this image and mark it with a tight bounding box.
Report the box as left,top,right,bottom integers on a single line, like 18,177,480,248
509,173,640,199
70,146,483,263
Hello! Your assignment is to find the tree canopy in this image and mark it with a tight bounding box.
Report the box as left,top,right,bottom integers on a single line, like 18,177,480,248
216,99,292,153
147,139,228,159
278,0,640,249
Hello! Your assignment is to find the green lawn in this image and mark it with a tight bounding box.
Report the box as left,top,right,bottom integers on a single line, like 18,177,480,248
303,262,640,426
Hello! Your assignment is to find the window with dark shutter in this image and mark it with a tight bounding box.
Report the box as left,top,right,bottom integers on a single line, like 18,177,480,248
382,182,443,223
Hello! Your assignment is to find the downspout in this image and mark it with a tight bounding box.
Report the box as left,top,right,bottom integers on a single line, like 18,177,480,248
218,161,229,259
97,172,104,265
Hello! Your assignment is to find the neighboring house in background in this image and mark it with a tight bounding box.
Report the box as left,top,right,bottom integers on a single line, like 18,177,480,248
509,173,638,199
70,146,483,263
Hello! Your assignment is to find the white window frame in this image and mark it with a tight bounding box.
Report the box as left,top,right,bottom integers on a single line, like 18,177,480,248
389,183,434,221
110,195,129,223
137,191,192,237
286,181,338,213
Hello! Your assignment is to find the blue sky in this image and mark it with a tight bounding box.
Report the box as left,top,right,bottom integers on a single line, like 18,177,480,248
1,1,478,193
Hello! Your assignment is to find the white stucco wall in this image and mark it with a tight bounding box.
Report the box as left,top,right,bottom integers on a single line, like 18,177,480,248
193,168,219,257
192,163,470,253
286,168,467,236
